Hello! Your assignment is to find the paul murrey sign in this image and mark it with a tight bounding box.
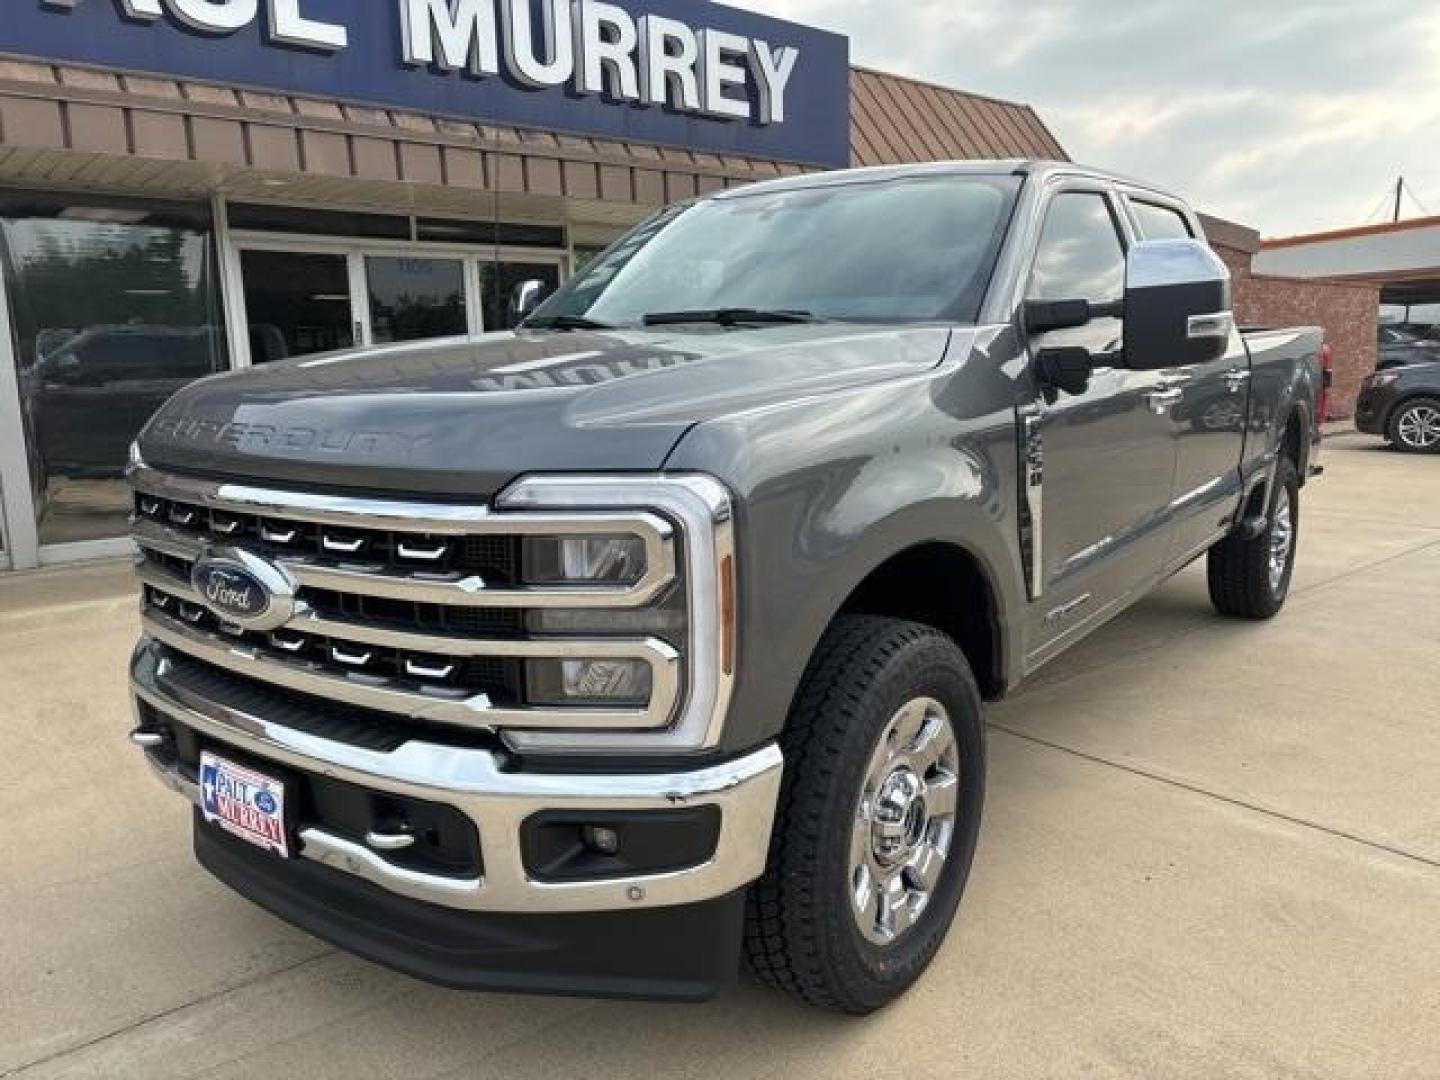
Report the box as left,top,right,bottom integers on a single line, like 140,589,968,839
38,0,804,126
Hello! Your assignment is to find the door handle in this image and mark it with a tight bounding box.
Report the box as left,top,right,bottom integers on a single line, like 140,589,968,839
1144,388,1184,414
1223,368,1252,393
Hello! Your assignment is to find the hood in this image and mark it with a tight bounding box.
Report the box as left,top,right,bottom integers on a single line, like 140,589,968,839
138,324,955,498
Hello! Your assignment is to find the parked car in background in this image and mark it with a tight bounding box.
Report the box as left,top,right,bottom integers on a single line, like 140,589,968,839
1357,361,1440,453
1377,325,1440,371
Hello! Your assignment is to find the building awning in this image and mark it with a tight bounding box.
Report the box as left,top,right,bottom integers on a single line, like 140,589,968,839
0,55,1066,229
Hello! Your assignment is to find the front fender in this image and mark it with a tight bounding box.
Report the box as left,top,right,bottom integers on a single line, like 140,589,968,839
667,348,1025,757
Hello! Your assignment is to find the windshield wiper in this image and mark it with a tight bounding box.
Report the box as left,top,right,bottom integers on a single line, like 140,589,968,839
642,308,819,327
523,314,615,331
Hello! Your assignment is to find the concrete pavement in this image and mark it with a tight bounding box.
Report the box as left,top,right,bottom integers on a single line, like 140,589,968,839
3,434,1438,1079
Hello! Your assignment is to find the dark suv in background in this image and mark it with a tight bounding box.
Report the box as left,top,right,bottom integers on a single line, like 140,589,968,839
1357,360,1440,453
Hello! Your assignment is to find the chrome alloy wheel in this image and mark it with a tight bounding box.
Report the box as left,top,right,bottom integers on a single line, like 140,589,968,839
1268,490,1295,594
1397,403,1440,450
849,697,960,945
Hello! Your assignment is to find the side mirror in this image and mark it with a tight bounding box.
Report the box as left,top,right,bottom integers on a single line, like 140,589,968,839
508,278,550,327
1124,239,1233,370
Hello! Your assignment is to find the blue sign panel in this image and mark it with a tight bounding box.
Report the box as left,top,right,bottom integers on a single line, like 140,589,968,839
1,1,851,168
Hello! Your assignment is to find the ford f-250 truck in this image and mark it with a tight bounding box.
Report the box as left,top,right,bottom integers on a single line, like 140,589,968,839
126,160,1324,1014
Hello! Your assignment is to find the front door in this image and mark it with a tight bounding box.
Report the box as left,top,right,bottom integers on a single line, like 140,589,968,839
1124,197,1249,565
1022,188,1177,654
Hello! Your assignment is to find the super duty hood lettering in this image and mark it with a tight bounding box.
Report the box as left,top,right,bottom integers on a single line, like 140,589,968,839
137,325,950,497
149,417,433,458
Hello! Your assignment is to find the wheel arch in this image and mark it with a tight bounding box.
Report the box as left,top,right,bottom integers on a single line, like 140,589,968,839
1281,400,1311,481
824,540,1007,702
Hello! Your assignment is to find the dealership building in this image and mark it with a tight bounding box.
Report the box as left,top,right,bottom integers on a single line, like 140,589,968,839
0,0,1072,571
0,2,1359,576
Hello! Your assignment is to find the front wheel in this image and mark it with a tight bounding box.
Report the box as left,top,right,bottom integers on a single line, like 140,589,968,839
744,616,986,1014
1207,456,1300,620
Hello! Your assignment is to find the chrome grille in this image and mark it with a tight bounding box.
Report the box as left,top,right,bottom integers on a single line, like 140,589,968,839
128,465,722,747
135,490,521,581
142,582,523,702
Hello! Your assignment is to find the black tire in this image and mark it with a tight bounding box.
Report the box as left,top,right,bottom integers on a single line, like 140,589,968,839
744,615,986,1014
1386,397,1440,454
1207,456,1300,620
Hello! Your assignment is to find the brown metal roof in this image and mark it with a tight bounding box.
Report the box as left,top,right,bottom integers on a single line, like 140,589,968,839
849,68,1068,167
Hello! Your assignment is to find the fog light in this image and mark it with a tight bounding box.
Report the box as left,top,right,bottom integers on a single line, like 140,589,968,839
582,825,621,855
524,534,645,585
527,658,653,705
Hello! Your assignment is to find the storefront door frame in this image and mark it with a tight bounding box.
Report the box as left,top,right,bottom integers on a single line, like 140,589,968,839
0,259,40,570
226,231,569,366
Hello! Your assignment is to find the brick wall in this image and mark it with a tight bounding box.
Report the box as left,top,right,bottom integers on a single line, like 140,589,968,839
1208,237,1379,420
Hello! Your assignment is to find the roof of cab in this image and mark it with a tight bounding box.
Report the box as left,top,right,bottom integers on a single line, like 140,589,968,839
710,159,1177,202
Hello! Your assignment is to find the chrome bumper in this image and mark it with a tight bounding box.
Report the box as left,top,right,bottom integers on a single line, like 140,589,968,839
130,642,782,915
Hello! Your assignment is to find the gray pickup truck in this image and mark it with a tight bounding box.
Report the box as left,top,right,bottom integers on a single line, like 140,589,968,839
126,160,1324,1014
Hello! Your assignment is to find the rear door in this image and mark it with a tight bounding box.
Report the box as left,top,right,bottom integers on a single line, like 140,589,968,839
1021,183,1177,656
1124,195,1249,565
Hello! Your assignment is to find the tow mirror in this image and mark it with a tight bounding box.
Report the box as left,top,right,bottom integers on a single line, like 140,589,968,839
1036,346,1095,397
1124,239,1233,370
508,278,550,327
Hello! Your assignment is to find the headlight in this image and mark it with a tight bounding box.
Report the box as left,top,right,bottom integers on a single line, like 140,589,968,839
1367,372,1401,388
527,658,654,706
523,534,647,585
496,474,736,755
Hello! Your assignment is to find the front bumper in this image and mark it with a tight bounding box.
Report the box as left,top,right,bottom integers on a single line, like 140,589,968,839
130,642,782,916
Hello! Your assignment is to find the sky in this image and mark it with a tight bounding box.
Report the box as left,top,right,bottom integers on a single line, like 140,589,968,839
735,0,1440,238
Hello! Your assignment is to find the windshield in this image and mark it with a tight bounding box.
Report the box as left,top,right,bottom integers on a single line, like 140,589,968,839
533,174,1023,327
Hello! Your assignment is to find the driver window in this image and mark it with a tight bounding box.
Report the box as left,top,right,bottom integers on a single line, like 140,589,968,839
1027,192,1126,356
1028,192,1126,304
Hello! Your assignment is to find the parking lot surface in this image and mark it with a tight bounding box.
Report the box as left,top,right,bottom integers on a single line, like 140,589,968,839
3,433,1438,1079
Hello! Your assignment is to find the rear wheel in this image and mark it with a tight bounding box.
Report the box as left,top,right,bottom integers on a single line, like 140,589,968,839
1207,456,1300,620
744,616,986,1014
1387,397,1440,453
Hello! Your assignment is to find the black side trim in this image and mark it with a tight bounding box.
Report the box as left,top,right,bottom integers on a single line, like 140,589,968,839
193,815,745,1002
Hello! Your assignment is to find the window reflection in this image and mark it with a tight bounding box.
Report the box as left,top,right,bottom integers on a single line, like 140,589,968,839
0,200,225,545
367,256,466,344
240,250,353,362
481,261,562,330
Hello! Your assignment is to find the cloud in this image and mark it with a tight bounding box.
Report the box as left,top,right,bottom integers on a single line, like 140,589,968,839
738,0,1440,235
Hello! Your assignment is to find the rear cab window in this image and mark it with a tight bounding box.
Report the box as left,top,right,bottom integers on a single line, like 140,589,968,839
1129,199,1194,241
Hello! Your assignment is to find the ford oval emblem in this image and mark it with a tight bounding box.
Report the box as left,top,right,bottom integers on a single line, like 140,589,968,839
189,551,296,632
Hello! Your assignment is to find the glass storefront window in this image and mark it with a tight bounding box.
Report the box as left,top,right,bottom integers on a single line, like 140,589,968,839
366,256,466,344
0,195,226,547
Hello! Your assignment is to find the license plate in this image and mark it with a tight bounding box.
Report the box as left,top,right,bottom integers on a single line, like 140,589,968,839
199,751,290,858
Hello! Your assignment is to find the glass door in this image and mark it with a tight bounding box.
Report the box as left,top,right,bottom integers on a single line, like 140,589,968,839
240,250,355,363
480,261,564,331
365,255,467,344
233,239,570,366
